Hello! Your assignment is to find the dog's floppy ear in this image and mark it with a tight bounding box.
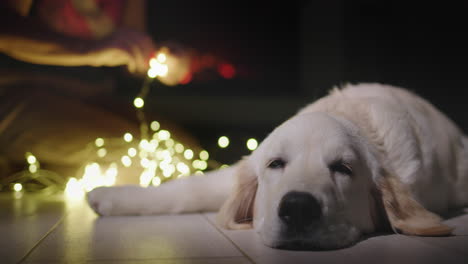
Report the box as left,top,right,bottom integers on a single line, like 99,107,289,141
217,158,257,230
376,169,453,236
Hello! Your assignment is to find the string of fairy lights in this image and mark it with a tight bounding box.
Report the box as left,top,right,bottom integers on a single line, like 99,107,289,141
1,48,259,199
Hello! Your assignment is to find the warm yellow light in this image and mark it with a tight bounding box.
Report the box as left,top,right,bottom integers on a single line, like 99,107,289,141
163,169,173,178
149,58,169,77
165,138,175,148
128,147,137,157
158,130,171,140
29,164,38,173
247,138,258,151
152,176,162,186
150,139,159,147
191,160,199,169
26,155,36,164
174,143,184,153
192,160,207,170
176,162,190,174
139,139,153,152
149,58,158,68
140,169,155,186
65,177,85,199
150,121,160,131
147,67,158,78
199,150,209,161
104,164,118,186
147,140,158,152
157,52,167,63
154,63,169,77
97,148,107,158
139,150,148,159
218,136,230,148
133,97,145,108
13,183,22,192
121,155,132,167
95,138,105,147
124,133,133,142
184,149,194,160
199,160,208,170
81,163,102,192
140,158,151,168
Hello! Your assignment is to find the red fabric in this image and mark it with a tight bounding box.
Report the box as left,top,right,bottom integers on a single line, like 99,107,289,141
37,0,125,39
96,0,125,25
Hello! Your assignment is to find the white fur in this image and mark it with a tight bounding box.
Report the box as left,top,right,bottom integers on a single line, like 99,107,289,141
88,83,468,249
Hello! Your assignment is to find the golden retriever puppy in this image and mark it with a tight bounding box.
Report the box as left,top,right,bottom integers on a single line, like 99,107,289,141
87,83,468,250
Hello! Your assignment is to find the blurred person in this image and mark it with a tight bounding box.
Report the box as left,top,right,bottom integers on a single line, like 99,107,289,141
0,0,193,182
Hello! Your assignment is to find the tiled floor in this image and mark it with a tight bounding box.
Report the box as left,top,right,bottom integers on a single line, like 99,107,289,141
1,193,467,264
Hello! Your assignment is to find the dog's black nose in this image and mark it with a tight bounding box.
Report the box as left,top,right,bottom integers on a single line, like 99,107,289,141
278,191,322,229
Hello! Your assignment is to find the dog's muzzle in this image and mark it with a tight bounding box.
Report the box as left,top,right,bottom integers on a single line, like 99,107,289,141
278,191,322,231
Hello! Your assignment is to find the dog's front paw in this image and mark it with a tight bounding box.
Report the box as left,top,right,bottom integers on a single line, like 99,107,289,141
87,187,117,216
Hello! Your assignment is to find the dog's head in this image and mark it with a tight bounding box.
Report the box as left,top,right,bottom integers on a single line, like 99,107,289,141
217,112,452,250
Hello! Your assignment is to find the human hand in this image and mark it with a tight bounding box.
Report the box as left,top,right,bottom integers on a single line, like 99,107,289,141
95,28,155,76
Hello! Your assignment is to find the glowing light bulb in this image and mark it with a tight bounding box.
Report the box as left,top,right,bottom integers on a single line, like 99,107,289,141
139,169,155,186
140,158,151,168
139,139,152,151
192,160,207,170
29,164,38,173
95,138,104,147
128,147,137,157
147,67,158,78
149,58,158,68
124,133,133,142
121,156,132,167
65,177,84,199
247,138,258,151
157,52,167,63
218,136,230,148
175,143,184,153
199,150,209,161
165,139,175,148
134,97,145,108
150,121,160,131
152,176,162,186
176,162,190,174
26,154,36,164
97,148,107,158
13,183,22,192
155,63,168,77
184,149,194,160
158,130,171,140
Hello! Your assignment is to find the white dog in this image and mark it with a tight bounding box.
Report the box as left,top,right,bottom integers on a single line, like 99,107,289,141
87,83,468,250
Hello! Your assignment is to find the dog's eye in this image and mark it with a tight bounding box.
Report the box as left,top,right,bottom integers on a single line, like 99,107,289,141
329,161,353,176
267,159,286,169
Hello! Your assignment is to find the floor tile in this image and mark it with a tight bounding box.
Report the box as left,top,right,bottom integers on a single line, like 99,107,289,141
204,212,467,264
410,236,468,257
406,207,468,257
25,202,243,263
24,257,251,264
0,193,66,264
444,208,468,236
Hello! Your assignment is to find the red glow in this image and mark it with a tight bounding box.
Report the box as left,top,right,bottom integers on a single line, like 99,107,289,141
179,72,192,85
201,55,216,68
218,63,236,79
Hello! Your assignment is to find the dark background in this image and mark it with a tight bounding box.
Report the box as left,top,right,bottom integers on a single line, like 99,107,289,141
141,0,467,164
3,0,465,166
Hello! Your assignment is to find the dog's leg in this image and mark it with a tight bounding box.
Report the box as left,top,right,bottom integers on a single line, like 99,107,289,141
87,166,236,216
